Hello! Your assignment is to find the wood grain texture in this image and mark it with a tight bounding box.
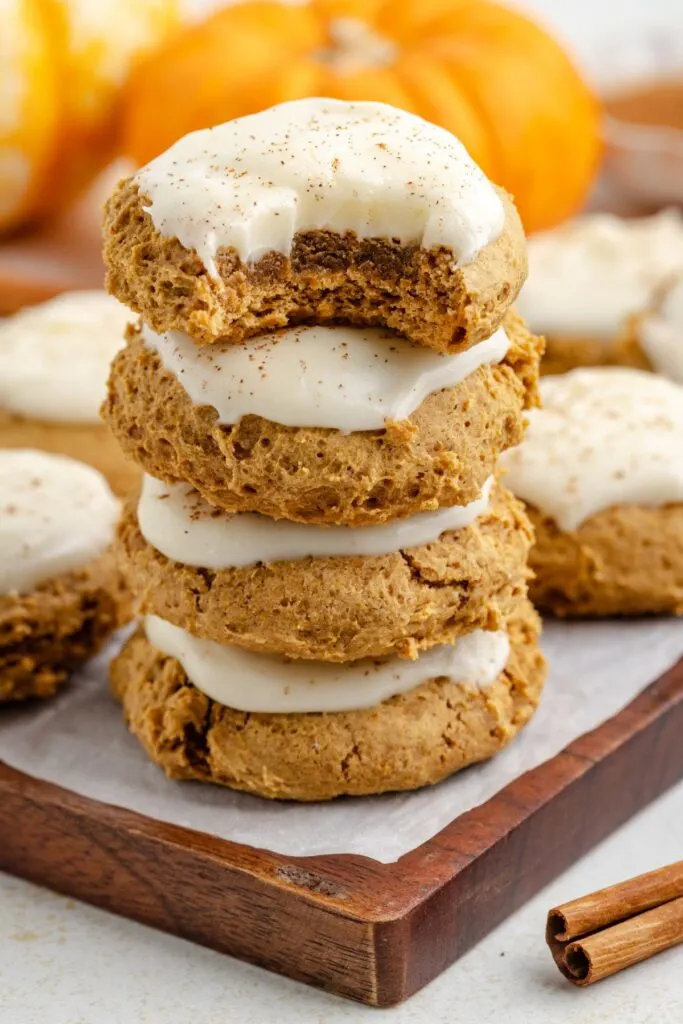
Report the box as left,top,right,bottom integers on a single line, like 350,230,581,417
1,657,682,1006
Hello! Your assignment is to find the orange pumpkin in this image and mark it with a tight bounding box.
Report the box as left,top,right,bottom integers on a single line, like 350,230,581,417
0,0,179,234
121,0,602,233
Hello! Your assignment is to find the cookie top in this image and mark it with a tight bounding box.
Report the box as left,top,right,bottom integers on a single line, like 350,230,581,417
137,474,494,569
135,97,505,276
144,614,510,714
501,368,683,531
517,210,683,338
142,320,510,431
0,450,120,595
638,273,683,383
0,291,130,423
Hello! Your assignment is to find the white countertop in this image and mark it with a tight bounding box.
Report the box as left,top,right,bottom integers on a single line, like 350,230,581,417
1,779,682,1024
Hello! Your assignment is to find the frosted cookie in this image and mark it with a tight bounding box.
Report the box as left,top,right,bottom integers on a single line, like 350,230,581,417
502,369,683,616
0,291,139,496
103,310,542,526
104,98,527,353
516,211,683,375
116,476,532,662
0,451,130,700
629,272,683,384
110,603,544,801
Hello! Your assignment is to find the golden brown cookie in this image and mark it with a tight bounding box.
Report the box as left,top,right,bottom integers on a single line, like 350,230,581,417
103,179,527,353
103,311,542,526
0,550,131,701
541,332,650,377
528,503,683,617
0,410,140,499
116,481,532,662
110,603,545,801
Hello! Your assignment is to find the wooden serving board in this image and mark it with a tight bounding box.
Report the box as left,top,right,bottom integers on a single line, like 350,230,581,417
1,657,682,1007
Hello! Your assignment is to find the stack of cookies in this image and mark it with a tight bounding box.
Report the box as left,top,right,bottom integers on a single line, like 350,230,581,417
102,99,545,801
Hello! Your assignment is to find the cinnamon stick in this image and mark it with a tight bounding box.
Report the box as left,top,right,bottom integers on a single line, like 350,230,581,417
547,861,683,986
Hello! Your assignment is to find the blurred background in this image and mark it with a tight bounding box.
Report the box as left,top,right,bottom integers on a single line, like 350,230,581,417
1,0,682,311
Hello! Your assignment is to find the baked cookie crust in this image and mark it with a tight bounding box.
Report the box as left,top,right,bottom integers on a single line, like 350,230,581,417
103,179,527,353
111,603,544,801
116,481,532,662
528,502,683,616
0,550,131,702
541,332,650,377
103,311,542,526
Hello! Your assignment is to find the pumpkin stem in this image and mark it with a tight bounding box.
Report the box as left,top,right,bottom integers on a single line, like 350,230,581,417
316,17,397,75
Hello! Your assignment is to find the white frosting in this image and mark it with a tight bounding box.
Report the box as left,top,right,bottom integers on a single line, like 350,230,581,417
138,474,493,569
501,368,683,532
517,210,683,338
0,450,119,595
639,274,683,383
143,322,509,432
135,97,504,275
144,615,510,714
0,290,131,422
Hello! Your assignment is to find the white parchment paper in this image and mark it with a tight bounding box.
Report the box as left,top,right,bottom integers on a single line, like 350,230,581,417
1,620,682,863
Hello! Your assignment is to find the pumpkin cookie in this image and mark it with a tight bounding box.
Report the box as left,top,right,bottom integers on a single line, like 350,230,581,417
516,211,683,375
103,310,542,526
104,99,527,352
117,476,532,661
502,368,683,616
0,290,139,496
0,450,130,700
110,601,544,801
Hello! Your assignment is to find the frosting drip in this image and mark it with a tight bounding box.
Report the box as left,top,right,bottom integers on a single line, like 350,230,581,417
135,97,505,275
144,615,510,714
639,274,683,383
517,210,683,338
0,450,119,595
0,291,130,422
501,368,683,531
138,474,494,569
142,321,509,432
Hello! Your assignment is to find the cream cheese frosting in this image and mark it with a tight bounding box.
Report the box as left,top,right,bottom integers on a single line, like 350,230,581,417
639,274,683,383
138,474,494,569
517,210,683,339
134,97,505,275
144,614,510,714
142,321,509,432
501,368,683,531
0,290,131,422
0,450,119,595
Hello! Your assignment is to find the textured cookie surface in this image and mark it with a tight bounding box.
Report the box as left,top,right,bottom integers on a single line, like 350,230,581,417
111,604,544,801
103,311,542,525
528,503,683,617
117,481,532,661
103,179,526,352
0,411,140,498
0,550,131,701
540,332,650,377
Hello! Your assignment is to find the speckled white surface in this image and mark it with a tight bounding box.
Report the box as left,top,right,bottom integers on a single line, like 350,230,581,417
1,781,682,1024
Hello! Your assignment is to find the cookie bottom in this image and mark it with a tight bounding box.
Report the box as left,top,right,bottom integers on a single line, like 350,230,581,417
0,550,131,701
110,605,545,801
528,503,683,617
0,410,140,498
541,333,650,377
